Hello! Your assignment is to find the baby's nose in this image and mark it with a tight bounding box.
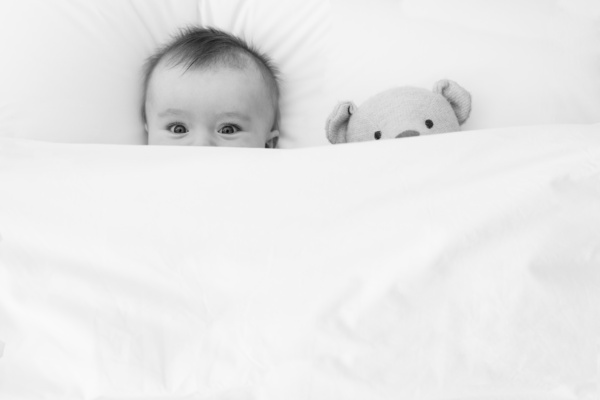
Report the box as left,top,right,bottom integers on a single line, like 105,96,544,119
396,130,420,138
191,133,214,146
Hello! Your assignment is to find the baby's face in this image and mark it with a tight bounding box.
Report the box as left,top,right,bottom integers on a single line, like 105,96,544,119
145,63,278,148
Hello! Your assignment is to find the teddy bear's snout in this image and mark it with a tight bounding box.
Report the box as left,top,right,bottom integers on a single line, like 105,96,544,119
396,130,420,139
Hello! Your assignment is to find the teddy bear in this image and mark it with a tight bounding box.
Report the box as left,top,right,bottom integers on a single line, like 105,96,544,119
326,79,472,144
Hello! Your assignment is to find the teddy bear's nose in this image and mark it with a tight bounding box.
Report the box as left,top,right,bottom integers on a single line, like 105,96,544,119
396,130,420,138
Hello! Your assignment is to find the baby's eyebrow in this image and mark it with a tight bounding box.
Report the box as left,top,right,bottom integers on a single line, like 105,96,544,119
158,108,189,117
218,112,251,121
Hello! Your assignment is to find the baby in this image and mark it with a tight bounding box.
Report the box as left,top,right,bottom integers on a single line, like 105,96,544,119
142,27,280,148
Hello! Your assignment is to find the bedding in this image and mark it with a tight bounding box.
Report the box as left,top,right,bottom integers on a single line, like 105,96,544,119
1,0,600,398
1,123,600,399
329,0,600,133
1,0,600,147
0,0,333,148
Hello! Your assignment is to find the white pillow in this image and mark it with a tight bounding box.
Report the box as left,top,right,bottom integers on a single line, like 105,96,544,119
0,0,333,148
328,0,600,132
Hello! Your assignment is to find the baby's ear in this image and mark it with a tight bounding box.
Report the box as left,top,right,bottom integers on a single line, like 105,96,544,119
433,80,472,125
326,101,357,144
265,129,279,148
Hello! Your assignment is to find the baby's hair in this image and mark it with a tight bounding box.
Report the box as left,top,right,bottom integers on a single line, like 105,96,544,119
142,26,280,128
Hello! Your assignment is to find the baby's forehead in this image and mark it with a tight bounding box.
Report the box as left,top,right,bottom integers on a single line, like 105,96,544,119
148,59,278,108
157,52,256,75
153,55,262,85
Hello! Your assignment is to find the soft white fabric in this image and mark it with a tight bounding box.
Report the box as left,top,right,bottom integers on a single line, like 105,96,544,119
1,124,599,399
0,0,333,148
329,0,600,133
2,1,600,148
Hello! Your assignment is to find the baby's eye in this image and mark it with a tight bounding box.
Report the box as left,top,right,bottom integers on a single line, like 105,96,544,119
219,125,240,135
425,119,434,129
169,124,188,134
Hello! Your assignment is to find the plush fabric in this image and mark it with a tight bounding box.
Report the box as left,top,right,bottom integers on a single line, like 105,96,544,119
326,80,471,143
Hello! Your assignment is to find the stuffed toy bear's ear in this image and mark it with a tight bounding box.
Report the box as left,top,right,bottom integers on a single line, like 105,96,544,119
326,101,357,144
433,80,472,125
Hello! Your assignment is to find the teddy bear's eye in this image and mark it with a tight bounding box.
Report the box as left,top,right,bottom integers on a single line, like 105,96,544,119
374,131,382,140
425,120,434,129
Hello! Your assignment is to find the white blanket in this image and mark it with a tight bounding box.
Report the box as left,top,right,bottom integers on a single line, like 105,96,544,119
1,124,600,399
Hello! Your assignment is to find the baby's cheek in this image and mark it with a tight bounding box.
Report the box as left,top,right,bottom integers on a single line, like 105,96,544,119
146,129,161,145
147,129,174,146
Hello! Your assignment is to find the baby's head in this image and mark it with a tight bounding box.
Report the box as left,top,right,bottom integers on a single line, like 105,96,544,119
143,27,280,148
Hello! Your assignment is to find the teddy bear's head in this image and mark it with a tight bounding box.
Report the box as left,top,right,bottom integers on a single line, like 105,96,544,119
326,79,471,144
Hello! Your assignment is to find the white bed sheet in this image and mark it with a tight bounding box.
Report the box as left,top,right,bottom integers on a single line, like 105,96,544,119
1,124,600,399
